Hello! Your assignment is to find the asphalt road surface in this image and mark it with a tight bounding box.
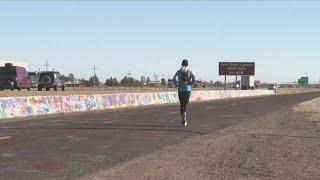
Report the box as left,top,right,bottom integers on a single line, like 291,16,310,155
1,91,320,180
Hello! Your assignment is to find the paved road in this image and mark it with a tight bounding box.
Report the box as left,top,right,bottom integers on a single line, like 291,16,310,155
1,92,320,180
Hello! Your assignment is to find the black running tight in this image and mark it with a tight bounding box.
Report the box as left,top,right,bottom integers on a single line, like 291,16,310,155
178,91,191,114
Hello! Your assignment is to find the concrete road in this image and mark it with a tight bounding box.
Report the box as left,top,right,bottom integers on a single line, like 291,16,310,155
1,92,320,180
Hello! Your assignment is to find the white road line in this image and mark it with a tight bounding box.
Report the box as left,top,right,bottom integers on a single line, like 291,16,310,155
103,120,121,124
200,125,210,127
0,136,12,141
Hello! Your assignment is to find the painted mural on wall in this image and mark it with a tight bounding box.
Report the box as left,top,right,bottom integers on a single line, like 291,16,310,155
0,90,274,119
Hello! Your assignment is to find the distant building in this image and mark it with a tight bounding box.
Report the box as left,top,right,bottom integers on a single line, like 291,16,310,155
66,80,80,87
0,59,28,71
167,79,174,88
140,76,146,84
147,80,161,87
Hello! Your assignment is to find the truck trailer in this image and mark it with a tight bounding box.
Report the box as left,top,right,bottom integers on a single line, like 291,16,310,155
241,75,255,90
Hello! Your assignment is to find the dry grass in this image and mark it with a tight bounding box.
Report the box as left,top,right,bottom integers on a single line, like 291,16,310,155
294,97,320,125
278,88,320,95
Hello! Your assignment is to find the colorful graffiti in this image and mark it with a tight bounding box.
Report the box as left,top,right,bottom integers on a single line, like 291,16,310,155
0,90,274,119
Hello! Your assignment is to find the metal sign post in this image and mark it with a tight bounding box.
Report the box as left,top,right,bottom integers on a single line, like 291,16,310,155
224,75,227,90
235,75,238,90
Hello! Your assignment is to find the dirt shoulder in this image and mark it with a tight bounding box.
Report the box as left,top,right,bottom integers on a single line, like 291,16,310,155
294,96,320,125
81,97,320,180
278,87,320,95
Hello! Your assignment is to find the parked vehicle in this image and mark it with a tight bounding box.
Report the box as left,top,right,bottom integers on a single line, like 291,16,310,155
38,71,65,91
231,83,240,89
0,63,31,91
193,80,206,88
167,79,175,88
28,72,38,89
268,84,279,93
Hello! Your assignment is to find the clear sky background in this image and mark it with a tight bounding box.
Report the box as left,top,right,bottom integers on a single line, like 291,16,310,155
0,1,320,83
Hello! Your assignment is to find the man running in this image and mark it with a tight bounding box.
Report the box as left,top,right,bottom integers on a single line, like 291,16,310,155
173,59,196,127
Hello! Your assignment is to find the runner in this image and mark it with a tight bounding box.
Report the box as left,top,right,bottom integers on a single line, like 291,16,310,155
173,59,196,127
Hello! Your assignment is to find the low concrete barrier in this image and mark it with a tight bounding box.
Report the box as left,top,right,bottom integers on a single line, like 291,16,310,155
0,89,274,119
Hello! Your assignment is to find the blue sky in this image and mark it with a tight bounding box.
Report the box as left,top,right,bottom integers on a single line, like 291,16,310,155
0,1,320,83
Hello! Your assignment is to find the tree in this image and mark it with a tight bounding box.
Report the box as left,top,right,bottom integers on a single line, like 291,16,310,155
121,76,129,86
60,75,68,82
68,73,75,82
89,75,100,86
213,81,224,87
105,77,119,87
128,77,135,86
113,78,119,86
134,80,142,87
120,76,142,87
146,77,151,83
105,77,113,86
161,78,167,87
146,77,151,86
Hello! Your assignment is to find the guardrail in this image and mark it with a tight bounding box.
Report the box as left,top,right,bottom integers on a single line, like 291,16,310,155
0,89,274,119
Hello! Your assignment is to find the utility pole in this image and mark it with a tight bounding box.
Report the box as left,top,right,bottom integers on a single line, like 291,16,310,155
127,71,132,78
154,73,158,82
127,71,132,89
93,64,97,88
44,59,50,71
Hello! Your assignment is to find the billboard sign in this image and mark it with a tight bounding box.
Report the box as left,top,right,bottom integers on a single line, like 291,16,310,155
219,62,255,76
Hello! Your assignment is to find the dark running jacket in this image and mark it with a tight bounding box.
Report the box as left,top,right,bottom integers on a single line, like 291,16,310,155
173,67,196,92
